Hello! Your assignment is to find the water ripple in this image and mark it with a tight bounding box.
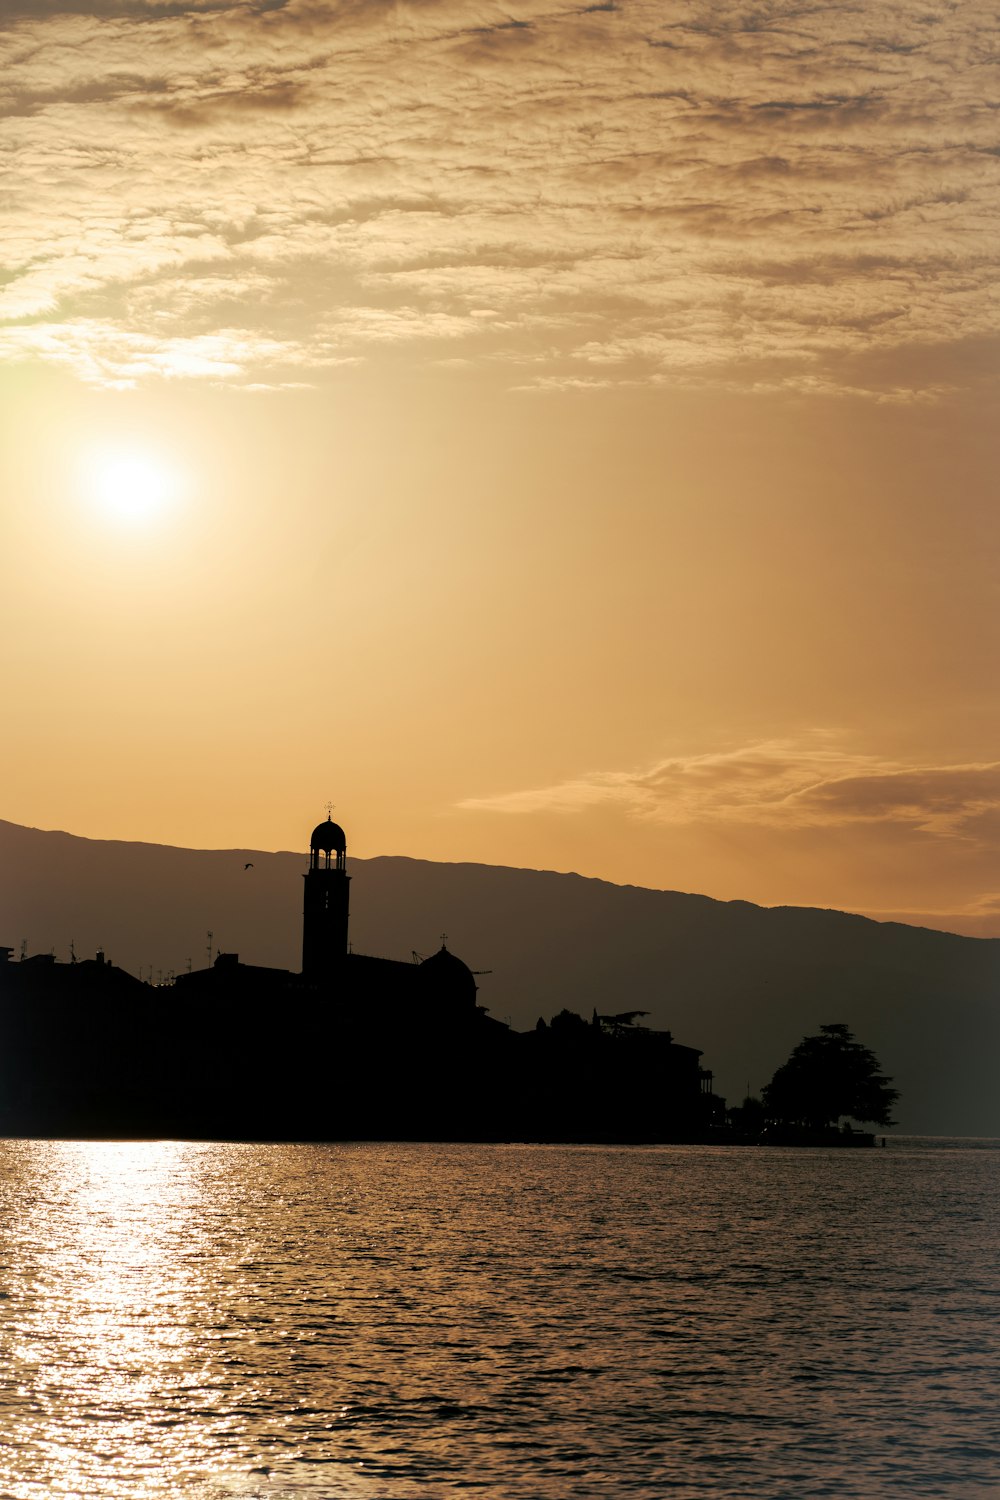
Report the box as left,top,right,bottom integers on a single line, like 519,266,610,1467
0,1140,997,1498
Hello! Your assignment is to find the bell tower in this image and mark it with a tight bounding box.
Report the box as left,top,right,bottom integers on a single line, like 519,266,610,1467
302,814,350,979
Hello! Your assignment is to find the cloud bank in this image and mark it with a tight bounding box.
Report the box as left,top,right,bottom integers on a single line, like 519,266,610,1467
1,0,997,390
459,740,1000,841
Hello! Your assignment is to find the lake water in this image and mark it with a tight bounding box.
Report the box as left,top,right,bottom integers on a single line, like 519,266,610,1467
0,1139,997,1499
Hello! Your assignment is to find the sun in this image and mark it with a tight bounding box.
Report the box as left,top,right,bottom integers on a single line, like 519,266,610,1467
85,447,178,526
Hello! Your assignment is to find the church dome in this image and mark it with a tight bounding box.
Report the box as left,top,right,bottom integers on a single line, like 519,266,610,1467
310,816,347,854
419,943,477,1010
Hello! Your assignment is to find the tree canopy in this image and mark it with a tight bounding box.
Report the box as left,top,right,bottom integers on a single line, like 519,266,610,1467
762,1023,898,1130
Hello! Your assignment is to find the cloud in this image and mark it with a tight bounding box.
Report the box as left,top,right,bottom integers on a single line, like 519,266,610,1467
787,764,1000,836
458,740,1000,841
0,317,357,387
1,0,997,389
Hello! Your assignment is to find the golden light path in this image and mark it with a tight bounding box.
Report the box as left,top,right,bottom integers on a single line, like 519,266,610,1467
1,1141,384,1499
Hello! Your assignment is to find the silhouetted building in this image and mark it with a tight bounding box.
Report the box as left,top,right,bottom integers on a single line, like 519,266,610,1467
174,815,490,1048
0,814,723,1141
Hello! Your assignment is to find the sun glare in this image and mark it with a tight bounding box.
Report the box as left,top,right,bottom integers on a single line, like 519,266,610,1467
85,447,178,526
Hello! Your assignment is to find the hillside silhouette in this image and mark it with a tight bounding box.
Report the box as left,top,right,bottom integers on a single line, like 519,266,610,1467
2,819,997,1135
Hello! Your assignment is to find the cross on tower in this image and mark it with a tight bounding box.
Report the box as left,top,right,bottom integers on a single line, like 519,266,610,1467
440,932,448,946
325,800,335,818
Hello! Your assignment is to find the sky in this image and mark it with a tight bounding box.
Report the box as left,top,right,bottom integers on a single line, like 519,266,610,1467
1,0,998,935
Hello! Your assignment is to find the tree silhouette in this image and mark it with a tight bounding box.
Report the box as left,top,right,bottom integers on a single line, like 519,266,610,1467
762,1024,898,1130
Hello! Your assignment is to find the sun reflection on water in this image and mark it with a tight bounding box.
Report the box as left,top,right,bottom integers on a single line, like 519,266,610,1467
0,1141,398,1500
2,1142,216,1497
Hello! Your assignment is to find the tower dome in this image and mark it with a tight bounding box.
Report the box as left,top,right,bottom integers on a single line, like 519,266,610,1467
310,816,346,855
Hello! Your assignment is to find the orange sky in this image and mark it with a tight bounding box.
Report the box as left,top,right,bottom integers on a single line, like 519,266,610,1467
1,0,998,935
